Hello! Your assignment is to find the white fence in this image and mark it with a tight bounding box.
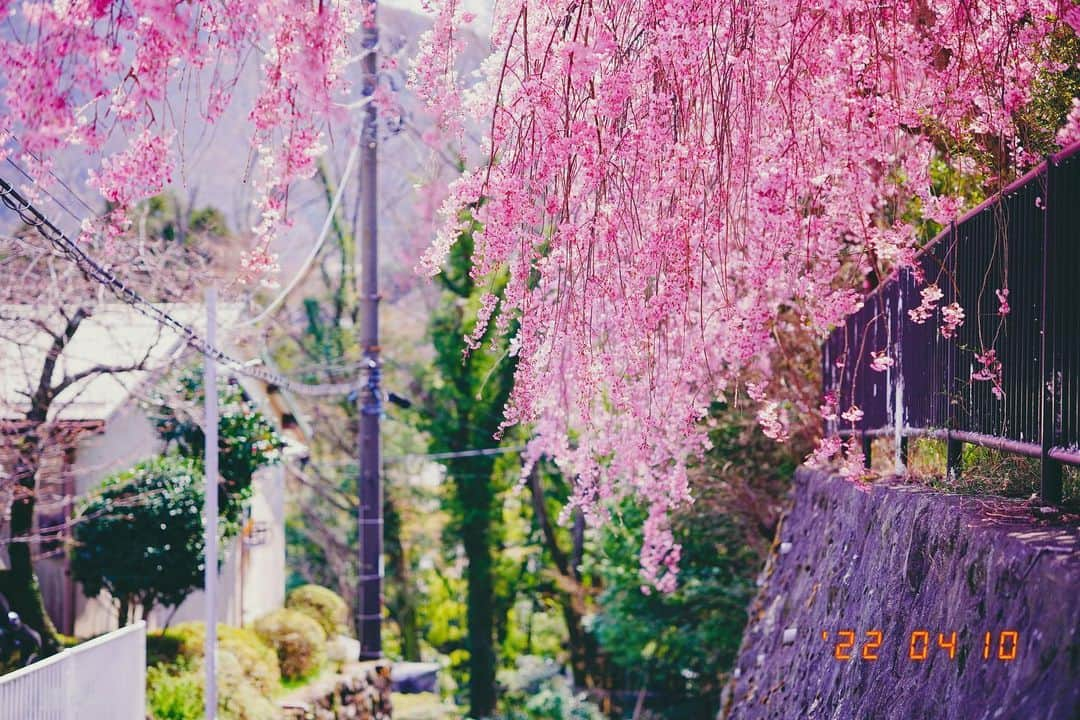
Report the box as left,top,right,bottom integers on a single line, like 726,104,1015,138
0,621,146,720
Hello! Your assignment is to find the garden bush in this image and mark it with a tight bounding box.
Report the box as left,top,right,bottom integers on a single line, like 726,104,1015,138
71,455,206,624
146,652,278,720
286,584,349,638
213,650,280,720
253,608,327,681
151,621,280,695
147,662,203,720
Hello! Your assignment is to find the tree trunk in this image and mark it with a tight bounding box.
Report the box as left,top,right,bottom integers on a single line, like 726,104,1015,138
527,468,610,692
2,430,61,655
2,308,87,654
457,458,497,719
384,494,422,662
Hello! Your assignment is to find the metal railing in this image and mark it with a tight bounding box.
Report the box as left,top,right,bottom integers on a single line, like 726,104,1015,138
822,142,1080,503
0,622,146,719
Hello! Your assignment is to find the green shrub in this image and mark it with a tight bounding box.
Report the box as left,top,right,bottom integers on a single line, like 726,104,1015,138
214,650,279,720
147,663,203,720
253,608,327,681
146,653,277,720
152,622,281,695
286,584,349,638
71,455,207,623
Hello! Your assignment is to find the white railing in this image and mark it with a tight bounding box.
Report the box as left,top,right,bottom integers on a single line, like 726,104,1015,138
0,621,146,720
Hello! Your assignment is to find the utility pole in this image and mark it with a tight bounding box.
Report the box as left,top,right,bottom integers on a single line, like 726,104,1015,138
204,287,219,717
357,0,383,661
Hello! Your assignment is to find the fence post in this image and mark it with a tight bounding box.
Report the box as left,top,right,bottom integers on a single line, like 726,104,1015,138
946,432,963,483
1040,157,1062,504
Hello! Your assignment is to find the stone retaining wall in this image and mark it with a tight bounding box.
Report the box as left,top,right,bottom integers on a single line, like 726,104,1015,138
280,662,392,720
723,467,1079,720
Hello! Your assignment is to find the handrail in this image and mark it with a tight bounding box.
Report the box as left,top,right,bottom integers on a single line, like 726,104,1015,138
822,141,1080,503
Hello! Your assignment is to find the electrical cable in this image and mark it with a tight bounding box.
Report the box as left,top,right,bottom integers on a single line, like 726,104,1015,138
237,133,362,327
0,176,362,397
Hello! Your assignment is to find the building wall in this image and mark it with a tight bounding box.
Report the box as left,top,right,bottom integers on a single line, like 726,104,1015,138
240,463,287,625
143,463,286,630
71,402,161,495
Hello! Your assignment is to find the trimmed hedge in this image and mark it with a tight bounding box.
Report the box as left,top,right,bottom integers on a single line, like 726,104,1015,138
286,584,349,638
253,608,327,681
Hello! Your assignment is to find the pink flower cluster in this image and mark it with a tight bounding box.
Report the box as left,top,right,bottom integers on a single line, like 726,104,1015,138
940,302,966,339
0,0,360,266
413,0,1071,589
756,401,789,442
1057,98,1080,147
995,288,1011,317
909,284,944,324
971,349,1005,400
870,351,894,373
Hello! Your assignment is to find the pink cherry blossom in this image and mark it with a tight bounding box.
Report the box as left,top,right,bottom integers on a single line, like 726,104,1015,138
841,405,864,424
940,302,966,339
995,288,1011,317
1,0,361,273
870,351,894,373
972,349,1005,400
1057,98,1080,147
909,284,944,324
413,0,1074,589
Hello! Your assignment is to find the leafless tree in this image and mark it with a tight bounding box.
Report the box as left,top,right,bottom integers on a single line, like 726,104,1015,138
0,201,215,652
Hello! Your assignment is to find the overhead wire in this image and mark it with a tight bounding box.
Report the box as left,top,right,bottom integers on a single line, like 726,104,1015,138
237,132,362,327
0,175,362,397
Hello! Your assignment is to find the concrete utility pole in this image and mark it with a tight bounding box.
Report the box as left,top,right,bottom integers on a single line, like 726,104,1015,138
357,0,383,660
204,287,219,717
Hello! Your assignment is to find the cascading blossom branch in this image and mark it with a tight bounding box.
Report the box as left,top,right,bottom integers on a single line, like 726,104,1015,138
410,0,1071,587
415,0,1075,590
0,0,362,274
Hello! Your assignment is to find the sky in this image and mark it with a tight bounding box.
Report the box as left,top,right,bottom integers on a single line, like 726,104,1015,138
380,0,494,34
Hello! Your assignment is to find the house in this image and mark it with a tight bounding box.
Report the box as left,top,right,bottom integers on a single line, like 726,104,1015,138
0,303,305,637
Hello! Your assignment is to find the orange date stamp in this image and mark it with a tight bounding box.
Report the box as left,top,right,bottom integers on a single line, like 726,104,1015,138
822,629,1019,662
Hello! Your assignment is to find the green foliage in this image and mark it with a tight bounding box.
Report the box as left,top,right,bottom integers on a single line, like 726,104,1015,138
286,584,349,638
253,608,327,681
212,650,281,720
419,212,520,717
150,370,283,529
158,622,282,696
146,652,278,720
147,662,203,720
498,657,605,720
1013,26,1080,159
138,194,231,245
71,456,207,620
590,501,755,704
587,406,801,717
146,622,282,720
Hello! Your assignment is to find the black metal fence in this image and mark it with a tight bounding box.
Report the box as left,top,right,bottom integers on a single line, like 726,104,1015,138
822,142,1080,503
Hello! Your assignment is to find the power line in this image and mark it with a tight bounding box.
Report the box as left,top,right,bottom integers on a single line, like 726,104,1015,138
321,445,527,465
0,176,361,397
237,132,362,328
